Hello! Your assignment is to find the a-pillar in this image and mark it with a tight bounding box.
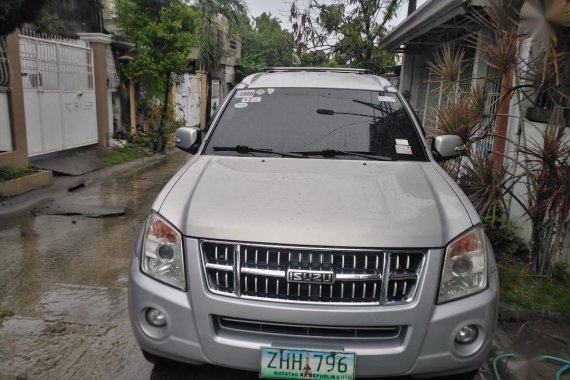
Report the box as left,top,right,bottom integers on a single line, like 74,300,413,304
78,33,112,148
0,32,28,167
196,70,208,130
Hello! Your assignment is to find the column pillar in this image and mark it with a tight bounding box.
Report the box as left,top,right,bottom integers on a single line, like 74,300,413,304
78,33,112,148
129,80,136,136
0,32,28,167
196,70,208,130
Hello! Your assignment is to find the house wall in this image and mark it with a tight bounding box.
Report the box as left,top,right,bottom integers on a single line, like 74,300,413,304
399,53,421,106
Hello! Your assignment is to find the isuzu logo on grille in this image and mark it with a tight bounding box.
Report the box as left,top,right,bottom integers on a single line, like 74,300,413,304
287,269,335,284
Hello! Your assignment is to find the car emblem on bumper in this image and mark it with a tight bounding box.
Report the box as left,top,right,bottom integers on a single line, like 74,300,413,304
287,269,335,284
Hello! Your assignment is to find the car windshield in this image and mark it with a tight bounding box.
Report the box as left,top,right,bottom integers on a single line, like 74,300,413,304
204,88,427,161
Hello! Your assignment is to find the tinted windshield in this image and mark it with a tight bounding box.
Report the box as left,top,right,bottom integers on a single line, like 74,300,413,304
204,88,427,161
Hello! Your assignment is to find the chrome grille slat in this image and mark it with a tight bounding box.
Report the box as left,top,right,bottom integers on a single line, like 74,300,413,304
200,241,425,305
216,316,404,340
234,245,241,297
205,263,233,271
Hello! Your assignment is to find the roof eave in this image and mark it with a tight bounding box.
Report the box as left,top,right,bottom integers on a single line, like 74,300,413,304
379,0,471,52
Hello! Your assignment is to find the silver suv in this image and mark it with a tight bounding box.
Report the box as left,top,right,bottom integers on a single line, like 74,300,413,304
128,68,498,379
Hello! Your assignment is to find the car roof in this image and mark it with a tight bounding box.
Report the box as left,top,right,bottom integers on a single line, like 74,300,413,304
239,68,393,91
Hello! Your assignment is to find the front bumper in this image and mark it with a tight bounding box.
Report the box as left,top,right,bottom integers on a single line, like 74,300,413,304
128,238,499,378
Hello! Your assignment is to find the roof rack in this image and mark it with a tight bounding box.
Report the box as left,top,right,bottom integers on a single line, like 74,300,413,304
263,67,373,75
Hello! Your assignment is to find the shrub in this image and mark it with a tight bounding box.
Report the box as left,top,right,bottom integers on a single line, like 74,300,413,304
0,166,39,181
481,215,528,258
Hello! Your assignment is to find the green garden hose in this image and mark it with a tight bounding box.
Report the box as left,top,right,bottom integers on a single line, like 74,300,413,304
556,365,570,380
493,353,570,380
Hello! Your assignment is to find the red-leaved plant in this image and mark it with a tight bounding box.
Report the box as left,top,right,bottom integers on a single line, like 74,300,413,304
512,121,570,276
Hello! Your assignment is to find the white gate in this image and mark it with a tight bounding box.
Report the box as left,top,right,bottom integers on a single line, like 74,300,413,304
19,32,97,156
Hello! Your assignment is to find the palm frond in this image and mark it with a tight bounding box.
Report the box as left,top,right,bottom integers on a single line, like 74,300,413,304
472,0,522,73
426,43,465,92
458,155,508,216
195,0,248,70
198,18,224,69
430,90,489,146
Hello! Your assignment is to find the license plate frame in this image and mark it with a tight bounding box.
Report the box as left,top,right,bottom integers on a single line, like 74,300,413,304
259,347,356,380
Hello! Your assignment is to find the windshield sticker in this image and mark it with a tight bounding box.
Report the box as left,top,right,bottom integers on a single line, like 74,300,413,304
234,102,248,109
235,90,256,98
378,95,396,102
267,88,275,95
241,97,251,103
250,96,262,103
396,139,409,146
395,144,412,155
255,89,266,95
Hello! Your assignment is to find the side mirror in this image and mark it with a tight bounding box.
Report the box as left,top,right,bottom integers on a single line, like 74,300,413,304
432,135,465,162
175,126,201,154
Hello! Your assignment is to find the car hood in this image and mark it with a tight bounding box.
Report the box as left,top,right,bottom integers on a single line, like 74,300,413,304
158,156,473,248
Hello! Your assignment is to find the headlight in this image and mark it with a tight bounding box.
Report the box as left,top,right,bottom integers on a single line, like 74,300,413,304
141,212,186,290
438,226,488,303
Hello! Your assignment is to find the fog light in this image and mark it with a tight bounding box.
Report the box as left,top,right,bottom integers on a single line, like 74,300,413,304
455,325,478,344
146,308,167,327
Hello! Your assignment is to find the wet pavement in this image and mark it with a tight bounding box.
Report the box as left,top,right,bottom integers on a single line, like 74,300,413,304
1,152,568,380
0,153,189,380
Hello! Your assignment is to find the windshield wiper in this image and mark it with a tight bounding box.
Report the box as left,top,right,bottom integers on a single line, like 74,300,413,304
293,149,393,161
213,145,304,158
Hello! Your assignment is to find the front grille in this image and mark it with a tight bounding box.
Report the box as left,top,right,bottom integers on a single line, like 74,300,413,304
200,241,425,305
215,316,405,339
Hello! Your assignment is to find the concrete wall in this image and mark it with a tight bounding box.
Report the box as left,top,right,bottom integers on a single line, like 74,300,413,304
174,74,201,127
399,53,424,109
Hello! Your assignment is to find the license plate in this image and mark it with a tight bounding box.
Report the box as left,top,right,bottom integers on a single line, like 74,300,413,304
260,348,355,380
